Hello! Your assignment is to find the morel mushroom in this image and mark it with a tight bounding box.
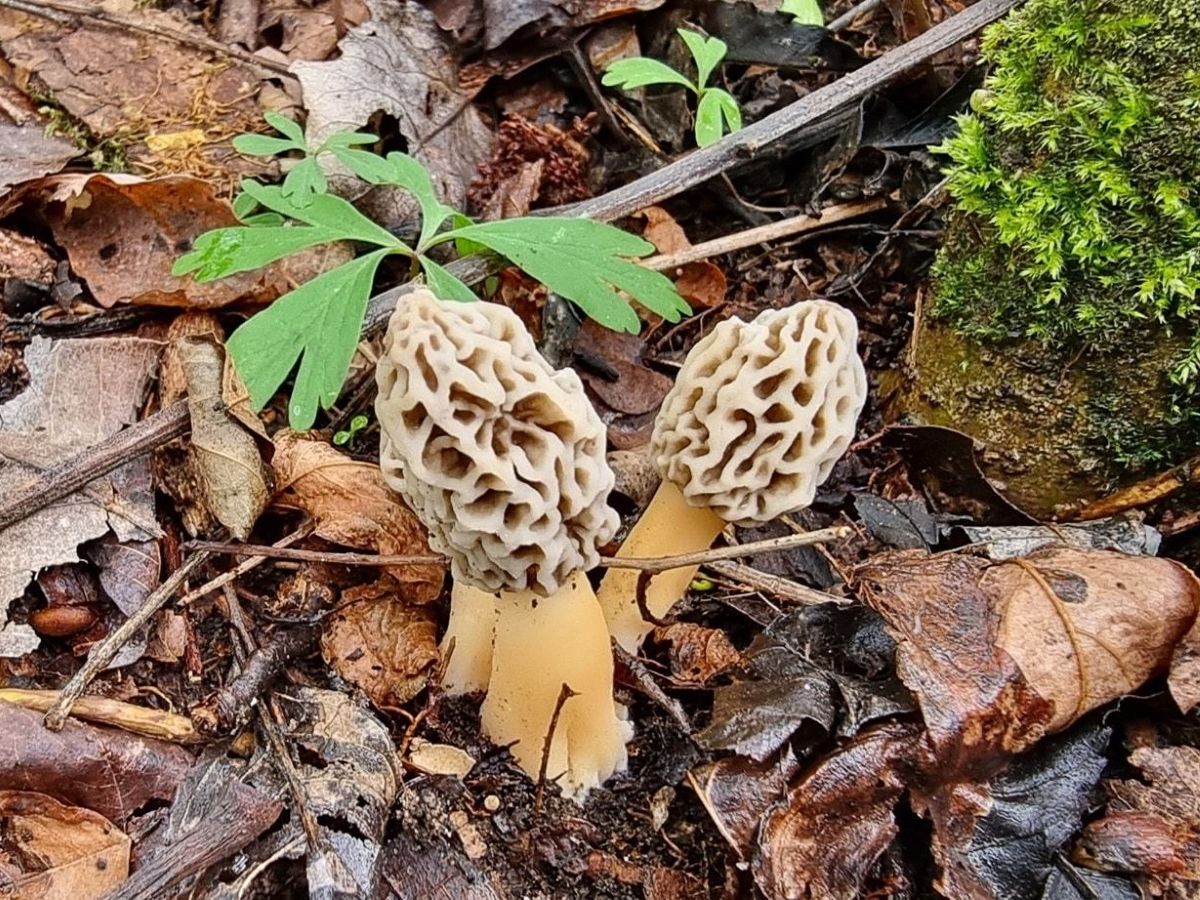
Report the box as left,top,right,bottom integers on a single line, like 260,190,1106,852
375,289,630,798
597,300,867,651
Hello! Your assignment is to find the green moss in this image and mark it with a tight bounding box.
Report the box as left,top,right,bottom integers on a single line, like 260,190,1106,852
921,0,1200,476
933,0,1200,370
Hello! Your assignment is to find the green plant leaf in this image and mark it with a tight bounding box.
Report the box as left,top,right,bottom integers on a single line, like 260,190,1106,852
319,131,378,150
240,181,401,247
232,191,259,220
383,152,457,247
172,225,342,281
781,0,824,26
439,218,690,332
233,134,301,156
420,257,477,301
602,57,696,93
695,90,724,147
281,157,327,206
227,249,390,429
264,112,307,146
328,146,397,184
677,28,727,89
709,87,743,133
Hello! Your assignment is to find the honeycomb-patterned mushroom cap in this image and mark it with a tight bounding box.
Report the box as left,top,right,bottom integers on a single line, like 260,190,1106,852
651,300,867,524
375,290,618,596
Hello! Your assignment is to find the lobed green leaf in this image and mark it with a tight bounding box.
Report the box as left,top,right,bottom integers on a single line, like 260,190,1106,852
602,57,696,93
677,28,727,89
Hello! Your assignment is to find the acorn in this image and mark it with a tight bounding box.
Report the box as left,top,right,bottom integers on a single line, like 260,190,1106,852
29,605,99,638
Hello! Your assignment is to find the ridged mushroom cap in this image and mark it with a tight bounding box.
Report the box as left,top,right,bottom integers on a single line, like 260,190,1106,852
375,290,618,595
651,300,867,523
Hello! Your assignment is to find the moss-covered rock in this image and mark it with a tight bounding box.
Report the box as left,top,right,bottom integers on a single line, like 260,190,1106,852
894,0,1200,516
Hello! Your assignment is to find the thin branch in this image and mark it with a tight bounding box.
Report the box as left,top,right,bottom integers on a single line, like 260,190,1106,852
43,550,212,731
178,519,316,607
612,642,691,732
642,199,887,271
535,683,578,815
0,0,292,75
599,527,851,573
188,528,850,574
829,0,884,31
0,400,190,533
705,560,849,607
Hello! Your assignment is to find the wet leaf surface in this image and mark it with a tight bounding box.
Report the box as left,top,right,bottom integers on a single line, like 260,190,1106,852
0,701,191,825
689,749,801,857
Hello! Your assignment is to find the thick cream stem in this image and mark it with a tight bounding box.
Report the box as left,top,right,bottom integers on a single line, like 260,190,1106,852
596,479,726,653
441,582,498,695
481,572,631,800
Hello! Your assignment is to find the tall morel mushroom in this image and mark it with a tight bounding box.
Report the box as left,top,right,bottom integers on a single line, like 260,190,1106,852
375,289,630,798
597,300,867,651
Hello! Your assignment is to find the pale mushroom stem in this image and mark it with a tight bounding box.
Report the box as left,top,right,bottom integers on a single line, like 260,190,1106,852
441,583,498,694
596,479,726,653
482,572,632,800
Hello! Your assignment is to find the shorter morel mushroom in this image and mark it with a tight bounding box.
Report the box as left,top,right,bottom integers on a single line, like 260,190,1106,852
375,289,630,798
597,300,867,651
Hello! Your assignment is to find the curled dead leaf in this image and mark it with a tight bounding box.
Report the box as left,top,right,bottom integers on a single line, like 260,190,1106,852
322,580,440,707
272,431,443,601
178,336,270,540
653,622,741,687
0,791,130,899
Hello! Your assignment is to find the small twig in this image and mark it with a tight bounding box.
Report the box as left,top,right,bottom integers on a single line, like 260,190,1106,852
612,643,691,733
829,0,884,31
178,520,316,607
535,683,578,815
0,0,292,75
186,540,448,568
705,560,849,607
600,527,851,573
0,400,190,534
43,550,212,731
643,199,887,272
635,570,672,627
0,688,196,742
191,625,318,736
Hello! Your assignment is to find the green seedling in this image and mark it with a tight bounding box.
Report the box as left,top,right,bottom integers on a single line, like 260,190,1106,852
173,115,691,431
781,0,824,26
332,413,370,447
602,28,743,148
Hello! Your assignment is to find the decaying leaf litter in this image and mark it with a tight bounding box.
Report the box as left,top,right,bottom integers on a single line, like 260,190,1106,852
2,0,1199,897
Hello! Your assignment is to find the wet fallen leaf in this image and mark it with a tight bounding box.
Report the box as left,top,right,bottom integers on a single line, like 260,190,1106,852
322,580,440,707
0,3,268,183
0,336,160,648
698,672,836,760
177,336,269,540
914,721,1111,900
958,517,1161,560
1077,745,1200,896
689,749,801,857
753,723,921,900
575,319,673,416
280,687,400,895
85,535,161,619
653,623,741,687
272,431,443,601
479,0,664,51
672,261,727,310
853,492,939,550
293,0,492,212
0,701,191,824
0,791,129,899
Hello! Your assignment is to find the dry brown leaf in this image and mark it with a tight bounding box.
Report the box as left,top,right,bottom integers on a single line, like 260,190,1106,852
32,174,341,309
0,701,191,824
322,581,439,707
272,431,443,601
177,336,269,540
0,1,268,183
407,738,476,778
293,0,492,212
673,261,728,309
653,622,741,687
576,319,673,416
259,0,369,61
1079,746,1200,896
0,336,160,648
991,548,1200,731
753,723,921,900
639,206,691,255
0,791,130,899
1169,613,1200,715
0,122,75,193
479,0,664,51
86,536,160,618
